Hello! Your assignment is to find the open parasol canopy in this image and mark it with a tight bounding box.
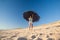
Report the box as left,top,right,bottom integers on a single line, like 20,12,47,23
23,11,40,22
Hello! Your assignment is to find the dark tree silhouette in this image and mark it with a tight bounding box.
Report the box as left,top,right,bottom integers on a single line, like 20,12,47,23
23,11,40,22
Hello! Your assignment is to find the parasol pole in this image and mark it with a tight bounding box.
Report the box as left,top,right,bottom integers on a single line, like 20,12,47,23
32,14,33,19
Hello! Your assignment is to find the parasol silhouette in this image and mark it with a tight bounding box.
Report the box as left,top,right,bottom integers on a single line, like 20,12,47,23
23,11,40,22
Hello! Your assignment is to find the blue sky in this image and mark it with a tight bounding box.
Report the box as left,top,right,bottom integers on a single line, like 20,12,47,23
0,0,60,30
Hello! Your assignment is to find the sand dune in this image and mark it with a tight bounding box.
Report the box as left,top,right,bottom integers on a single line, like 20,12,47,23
0,21,60,40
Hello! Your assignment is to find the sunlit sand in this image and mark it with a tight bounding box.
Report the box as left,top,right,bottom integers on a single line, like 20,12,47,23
0,21,60,40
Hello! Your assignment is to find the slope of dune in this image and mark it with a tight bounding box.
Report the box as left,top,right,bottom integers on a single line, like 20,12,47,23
0,21,60,40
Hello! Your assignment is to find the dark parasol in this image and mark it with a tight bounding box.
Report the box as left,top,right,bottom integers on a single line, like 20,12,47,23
23,11,40,22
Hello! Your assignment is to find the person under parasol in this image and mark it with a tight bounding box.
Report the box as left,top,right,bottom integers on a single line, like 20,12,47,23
23,11,40,30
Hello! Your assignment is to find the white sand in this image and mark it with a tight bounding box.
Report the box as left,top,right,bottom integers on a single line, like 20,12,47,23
0,21,60,40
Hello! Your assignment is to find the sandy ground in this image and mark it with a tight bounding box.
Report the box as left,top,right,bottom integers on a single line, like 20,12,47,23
0,21,60,40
